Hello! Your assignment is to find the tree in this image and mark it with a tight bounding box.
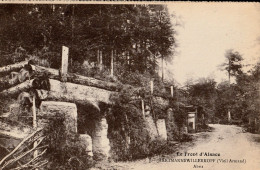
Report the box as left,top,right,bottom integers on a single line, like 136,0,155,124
187,78,217,113
219,49,243,122
148,5,176,81
216,60,260,128
221,49,243,85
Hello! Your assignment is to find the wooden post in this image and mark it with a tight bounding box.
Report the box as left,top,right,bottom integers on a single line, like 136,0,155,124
99,50,103,71
114,49,117,62
32,96,38,159
161,57,164,81
110,50,114,77
195,107,198,131
127,51,130,65
228,110,231,122
122,51,125,62
61,46,69,81
170,86,173,97
177,90,179,110
150,80,153,95
97,49,100,64
141,99,145,117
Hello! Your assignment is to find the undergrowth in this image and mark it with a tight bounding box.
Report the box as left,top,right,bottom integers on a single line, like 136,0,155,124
43,117,95,169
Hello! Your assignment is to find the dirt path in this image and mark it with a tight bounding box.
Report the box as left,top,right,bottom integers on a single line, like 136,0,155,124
108,124,260,170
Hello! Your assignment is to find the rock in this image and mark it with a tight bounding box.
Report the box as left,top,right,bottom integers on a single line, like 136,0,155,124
79,134,93,156
156,119,167,140
92,118,110,160
166,108,179,141
144,115,158,140
39,101,77,133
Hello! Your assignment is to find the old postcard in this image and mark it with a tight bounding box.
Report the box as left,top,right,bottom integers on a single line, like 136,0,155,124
0,1,259,170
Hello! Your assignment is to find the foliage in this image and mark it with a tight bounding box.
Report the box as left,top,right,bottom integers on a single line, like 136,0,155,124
187,78,217,109
107,90,149,161
185,78,217,122
173,107,187,139
108,88,180,161
0,4,176,77
220,49,243,82
215,58,260,132
43,117,94,169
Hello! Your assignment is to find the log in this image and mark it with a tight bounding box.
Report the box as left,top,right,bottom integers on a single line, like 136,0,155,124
65,73,121,91
0,78,170,110
0,79,33,97
0,62,121,92
33,65,121,91
0,79,117,107
0,61,28,74
47,79,116,106
34,65,58,76
0,62,170,108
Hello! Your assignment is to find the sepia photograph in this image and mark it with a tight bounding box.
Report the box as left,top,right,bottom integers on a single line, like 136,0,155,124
0,1,259,170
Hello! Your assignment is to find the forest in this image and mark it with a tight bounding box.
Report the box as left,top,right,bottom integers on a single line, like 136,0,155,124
0,4,175,78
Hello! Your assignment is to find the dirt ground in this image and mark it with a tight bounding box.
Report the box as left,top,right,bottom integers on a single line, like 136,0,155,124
102,124,260,170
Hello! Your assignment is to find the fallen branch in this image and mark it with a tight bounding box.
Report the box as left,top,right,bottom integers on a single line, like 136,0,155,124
0,128,42,166
13,148,47,170
1,136,45,169
30,160,48,169
13,134,46,158
0,144,22,166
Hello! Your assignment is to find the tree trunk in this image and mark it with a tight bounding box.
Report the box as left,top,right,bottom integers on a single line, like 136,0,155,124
228,71,231,87
127,51,131,71
97,49,100,65
161,57,164,82
110,50,114,77
99,50,103,71
228,59,231,122
71,5,75,40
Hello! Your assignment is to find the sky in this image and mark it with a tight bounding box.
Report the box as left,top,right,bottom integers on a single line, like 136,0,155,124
165,2,260,86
